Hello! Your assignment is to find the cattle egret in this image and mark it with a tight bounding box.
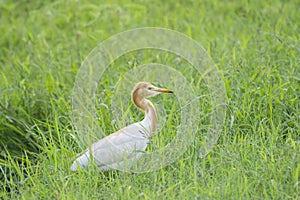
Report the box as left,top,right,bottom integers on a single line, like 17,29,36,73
70,82,173,171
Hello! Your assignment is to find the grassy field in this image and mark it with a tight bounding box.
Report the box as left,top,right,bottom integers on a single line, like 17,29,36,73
0,0,299,199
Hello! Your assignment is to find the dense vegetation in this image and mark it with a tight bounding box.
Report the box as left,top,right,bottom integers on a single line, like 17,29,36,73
0,0,299,199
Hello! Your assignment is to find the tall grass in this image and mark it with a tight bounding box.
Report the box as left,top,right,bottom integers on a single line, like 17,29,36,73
0,0,299,199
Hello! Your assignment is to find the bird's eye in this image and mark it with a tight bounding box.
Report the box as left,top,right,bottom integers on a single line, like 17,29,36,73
147,87,153,90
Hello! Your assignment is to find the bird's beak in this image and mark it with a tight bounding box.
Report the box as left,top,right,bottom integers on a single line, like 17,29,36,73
153,87,173,93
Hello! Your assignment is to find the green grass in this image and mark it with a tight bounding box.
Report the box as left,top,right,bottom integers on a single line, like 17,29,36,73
0,0,299,199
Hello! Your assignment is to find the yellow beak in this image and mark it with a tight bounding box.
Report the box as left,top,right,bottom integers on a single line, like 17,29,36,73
153,87,173,93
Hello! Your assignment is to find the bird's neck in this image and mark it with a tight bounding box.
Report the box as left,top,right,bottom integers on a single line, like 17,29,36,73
133,97,158,137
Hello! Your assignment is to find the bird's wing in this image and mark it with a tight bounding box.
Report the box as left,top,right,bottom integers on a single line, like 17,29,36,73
70,122,150,171
90,122,150,167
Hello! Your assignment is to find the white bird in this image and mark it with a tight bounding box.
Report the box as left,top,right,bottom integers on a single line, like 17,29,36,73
70,82,173,171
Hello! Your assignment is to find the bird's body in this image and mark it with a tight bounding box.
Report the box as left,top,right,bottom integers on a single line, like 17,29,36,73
70,82,173,171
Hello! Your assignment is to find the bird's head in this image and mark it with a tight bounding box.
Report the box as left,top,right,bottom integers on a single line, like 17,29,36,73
132,82,173,99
